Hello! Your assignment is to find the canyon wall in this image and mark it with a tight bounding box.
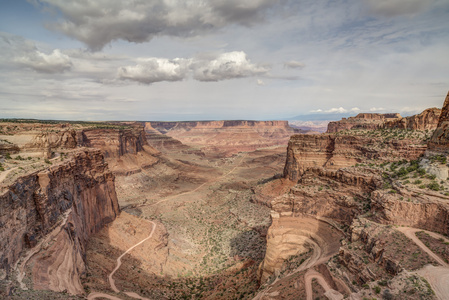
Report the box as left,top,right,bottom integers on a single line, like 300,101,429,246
0,149,119,294
326,113,401,133
283,134,426,181
148,120,297,156
327,109,440,133
428,91,449,152
79,125,159,174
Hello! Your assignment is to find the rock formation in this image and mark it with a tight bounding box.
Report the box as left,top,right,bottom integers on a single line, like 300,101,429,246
256,91,449,299
79,125,160,174
327,109,440,133
283,134,426,181
384,107,440,130
0,149,119,295
148,120,297,156
327,113,402,133
428,91,449,152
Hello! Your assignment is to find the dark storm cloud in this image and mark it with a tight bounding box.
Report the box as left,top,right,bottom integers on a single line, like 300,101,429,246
35,0,287,51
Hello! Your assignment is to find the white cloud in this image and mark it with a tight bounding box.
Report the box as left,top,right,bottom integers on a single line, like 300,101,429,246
284,60,305,69
192,51,268,82
118,58,190,84
0,32,72,74
369,107,386,112
257,79,265,86
15,49,72,73
310,107,359,114
35,0,288,50
326,107,347,113
117,51,268,84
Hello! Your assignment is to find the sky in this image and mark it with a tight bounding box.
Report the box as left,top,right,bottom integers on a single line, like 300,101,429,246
0,0,448,121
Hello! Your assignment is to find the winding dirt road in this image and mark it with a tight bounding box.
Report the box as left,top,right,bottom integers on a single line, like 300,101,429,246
87,221,156,300
304,269,343,300
397,227,449,300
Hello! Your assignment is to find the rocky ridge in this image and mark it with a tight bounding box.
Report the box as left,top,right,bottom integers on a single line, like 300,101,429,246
327,109,440,133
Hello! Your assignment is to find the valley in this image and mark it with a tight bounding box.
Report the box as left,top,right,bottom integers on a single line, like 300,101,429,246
0,92,449,300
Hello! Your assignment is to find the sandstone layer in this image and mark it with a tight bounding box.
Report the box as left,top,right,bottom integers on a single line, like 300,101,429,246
429,91,449,152
327,109,440,133
0,149,119,295
326,113,402,133
283,134,426,181
148,120,297,156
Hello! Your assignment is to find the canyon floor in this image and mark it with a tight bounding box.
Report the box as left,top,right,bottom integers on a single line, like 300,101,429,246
82,146,286,299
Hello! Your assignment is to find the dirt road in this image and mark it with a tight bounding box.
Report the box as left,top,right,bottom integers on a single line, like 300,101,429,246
304,269,343,300
88,221,156,300
397,226,449,300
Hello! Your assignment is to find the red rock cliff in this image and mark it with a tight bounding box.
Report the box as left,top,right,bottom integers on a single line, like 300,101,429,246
428,91,449,152
0,149,119,294
283,134,426,181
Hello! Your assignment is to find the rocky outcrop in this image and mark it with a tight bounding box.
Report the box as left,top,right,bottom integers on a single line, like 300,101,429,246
148,120,296,156
283,134,426,181
371,190,449,235
327,113,402,133
0,149,119,295
384,108,440,130
327,109,440,133
0,143,19,155
27,130,79,151
428,91,449,152
78,125,160,174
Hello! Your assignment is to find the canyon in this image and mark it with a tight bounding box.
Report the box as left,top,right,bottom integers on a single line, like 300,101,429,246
0,91,449,300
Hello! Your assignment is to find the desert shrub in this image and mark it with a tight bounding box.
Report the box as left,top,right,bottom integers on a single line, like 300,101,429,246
417,168,426,176
427,182,440,191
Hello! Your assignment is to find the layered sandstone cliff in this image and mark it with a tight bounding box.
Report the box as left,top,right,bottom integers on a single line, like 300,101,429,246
283,134,426,181
148,120,296,156
327,109,440,133
327,113,401,133
0,149,119,295
79,125,159,174
428,91,449,152
384,108,440,130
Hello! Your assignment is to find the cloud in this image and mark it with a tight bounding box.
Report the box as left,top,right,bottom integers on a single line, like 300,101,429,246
365,0,434,17
118,51,269,84
0,32,72,74
192,51,269,82
118,58,190,84
15,49,72,73
369,107,386,112
35,0,287,50
284,60,305,69
257,79,266,86
310,107,360,113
